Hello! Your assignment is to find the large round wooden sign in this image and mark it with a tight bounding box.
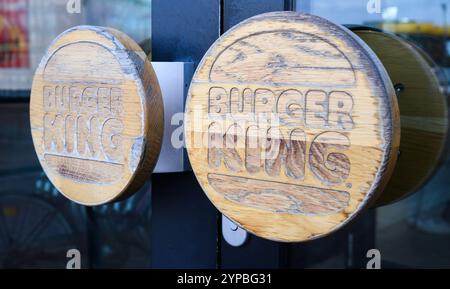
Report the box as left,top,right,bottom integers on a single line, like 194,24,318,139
30,26,163,206
185,12,400,242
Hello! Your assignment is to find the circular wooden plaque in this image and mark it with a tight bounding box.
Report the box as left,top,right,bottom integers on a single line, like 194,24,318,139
30,26,164,206
353,29,449,206
185,12,400,242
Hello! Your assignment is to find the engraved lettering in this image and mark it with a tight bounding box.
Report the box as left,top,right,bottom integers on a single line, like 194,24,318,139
76,115,100,159
42,84,124,165
264,127,284,177
328,91,354,130
309,132,351,185
242,88,254,114
98,87,111,115
101,118,124,162
209,87,228,115
224,124,244,172
205,87,354,186
111,87,123,115
43,86,55,111
65,114,75,153
69,86,82,113
277,89,304,127
56,85,70,113
208,122,224,168
245,125,260,173
207,122,243,172
208,87,354,130
44,113,64,152
285,129,306,180
230,88,254,119
306,90,328,128
82,87,97,115
255,89,276,115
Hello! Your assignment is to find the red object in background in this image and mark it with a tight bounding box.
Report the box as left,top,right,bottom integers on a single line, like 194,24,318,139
0,0,29,68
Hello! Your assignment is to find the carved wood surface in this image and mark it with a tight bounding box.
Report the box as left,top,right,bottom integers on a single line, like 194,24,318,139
185,12,400,242
30,26,164,206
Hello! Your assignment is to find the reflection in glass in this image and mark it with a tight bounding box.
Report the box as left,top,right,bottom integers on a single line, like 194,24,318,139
0,0,152,268
297,0,450,268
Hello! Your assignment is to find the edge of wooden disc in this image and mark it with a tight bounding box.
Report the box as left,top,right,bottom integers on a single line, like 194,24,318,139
30,26,164,206
353,29,448,206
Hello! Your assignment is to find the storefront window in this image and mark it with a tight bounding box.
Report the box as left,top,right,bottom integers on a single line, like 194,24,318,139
0,0,151,93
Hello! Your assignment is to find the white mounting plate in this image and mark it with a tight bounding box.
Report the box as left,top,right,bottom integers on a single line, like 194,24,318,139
152,62,193,173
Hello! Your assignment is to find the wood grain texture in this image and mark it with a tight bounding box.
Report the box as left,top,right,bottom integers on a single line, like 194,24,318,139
185,12,400,242
30,26,164,206
353,29,449,206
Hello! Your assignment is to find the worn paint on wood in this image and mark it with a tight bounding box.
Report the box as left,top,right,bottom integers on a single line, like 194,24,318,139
30,26,163,206
185,12,400,242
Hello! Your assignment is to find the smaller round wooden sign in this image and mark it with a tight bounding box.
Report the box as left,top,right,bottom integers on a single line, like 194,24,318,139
30,26,164,206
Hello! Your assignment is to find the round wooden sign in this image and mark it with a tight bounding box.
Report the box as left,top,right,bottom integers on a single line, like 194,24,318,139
30,26,164,206
352,29,449,206
185,12,400,242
